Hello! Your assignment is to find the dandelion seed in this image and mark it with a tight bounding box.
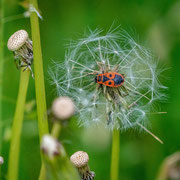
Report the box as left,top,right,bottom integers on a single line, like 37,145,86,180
29,4,43,20
7,30,33,76
23,11,30,18
70,151,95,180
49,28,166,134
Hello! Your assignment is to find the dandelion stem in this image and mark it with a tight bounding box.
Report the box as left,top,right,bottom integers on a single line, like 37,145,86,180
50,125,80,180
7,69,30,180
29,0,49,179
51,123,62,138
39,164,47,180
0,0,5,177
29,0,49,138
110,129,120,180
156,162,168,180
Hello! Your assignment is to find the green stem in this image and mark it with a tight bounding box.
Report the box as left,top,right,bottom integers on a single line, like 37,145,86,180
0,0,5,178
7,70,30,180
29,0,49,179
51,123,62,138
110,129,120,180
29,0,49,138
156,163,167,180
39,164,47,180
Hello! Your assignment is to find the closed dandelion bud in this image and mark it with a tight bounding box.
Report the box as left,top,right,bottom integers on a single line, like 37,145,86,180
7,30,33,73
70,151,95,180
49,27,166,137
41,135,61,159
0,156,4,165
52,96,75,120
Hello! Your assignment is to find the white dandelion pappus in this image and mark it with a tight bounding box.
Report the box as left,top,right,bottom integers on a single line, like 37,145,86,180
49,28,166,139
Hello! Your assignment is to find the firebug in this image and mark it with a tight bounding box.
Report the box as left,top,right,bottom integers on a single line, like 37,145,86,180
95,72,124,87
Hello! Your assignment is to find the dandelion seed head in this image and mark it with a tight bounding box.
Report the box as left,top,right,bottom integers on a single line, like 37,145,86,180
41,135,60,159
7,30,28,51
52,97,75,120
7,29,33,75
70,151,89,168
70,151,95,180
49,28,166,131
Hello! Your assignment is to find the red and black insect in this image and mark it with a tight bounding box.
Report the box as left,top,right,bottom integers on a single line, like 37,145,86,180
95,72,124,87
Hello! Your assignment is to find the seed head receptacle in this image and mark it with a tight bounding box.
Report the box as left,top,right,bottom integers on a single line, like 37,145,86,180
70,151,95,180
7,30,33,74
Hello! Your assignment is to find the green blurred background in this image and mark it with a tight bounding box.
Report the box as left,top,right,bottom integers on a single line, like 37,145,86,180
1,0,180,179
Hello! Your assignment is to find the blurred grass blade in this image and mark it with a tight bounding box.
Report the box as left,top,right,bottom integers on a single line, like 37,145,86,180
7,69,30,180
156,151,180,180
0,0,5,178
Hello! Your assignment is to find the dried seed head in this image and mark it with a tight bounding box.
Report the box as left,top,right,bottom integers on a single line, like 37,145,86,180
41,135,60,159
70,151,95,180
7,30,28,51
52,97,75,120
165,152,180,179
7,29,33,76
0,156,4,165
70,151,89,168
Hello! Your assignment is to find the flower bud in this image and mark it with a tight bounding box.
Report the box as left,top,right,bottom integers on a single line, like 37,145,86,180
70,151,95,180
41,135,61,159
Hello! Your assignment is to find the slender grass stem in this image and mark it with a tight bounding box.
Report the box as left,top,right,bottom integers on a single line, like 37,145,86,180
7,69,30,180
110,129,120,180
29,1,49,179
0,0,4,178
